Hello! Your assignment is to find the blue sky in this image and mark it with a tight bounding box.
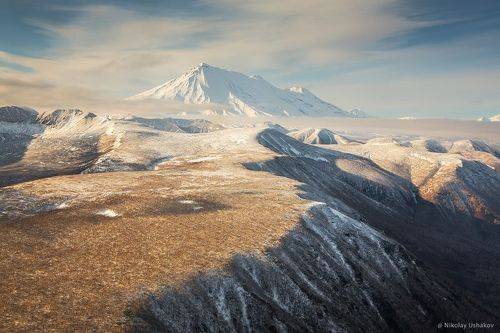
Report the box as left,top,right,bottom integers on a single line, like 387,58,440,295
1,0,499,118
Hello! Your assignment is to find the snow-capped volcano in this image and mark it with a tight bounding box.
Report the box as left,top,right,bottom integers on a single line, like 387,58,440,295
127,63,360,117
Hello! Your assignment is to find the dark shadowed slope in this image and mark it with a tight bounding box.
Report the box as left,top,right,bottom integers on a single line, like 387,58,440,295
252,130,500,311
130,205,491,333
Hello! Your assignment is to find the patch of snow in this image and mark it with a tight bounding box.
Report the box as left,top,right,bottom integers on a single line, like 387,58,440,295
306,156,329,162
179,200,196,204
187,156,222,163
55,202,69,209
96,209,120,217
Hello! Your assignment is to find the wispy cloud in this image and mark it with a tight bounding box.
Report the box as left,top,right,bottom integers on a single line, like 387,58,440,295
0,0,499,118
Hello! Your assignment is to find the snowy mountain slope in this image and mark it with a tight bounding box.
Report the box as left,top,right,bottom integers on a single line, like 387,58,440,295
0,108,115,187
127,63,360,118
251,129,418,216
38,109,97,126
1,106,44,167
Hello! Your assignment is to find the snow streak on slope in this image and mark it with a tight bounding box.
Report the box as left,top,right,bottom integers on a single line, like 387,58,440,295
127,63,358,117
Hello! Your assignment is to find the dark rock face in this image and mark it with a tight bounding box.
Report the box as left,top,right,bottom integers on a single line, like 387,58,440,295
0,106,38,123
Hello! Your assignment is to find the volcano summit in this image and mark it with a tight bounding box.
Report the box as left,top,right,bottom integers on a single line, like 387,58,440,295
127,63,363,117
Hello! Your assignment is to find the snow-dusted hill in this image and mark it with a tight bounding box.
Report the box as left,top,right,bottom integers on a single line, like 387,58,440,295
127,63,361,118
289,128,338,144
288,127,358,144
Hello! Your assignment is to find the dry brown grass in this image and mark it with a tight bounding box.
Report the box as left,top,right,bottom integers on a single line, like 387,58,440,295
0,156,308,332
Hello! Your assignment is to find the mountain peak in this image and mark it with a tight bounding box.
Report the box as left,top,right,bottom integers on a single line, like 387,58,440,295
127,64,353,117
186,62,215,74
194,62,210,69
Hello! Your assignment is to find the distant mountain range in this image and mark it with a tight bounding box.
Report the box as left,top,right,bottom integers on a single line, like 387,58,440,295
127,63,366,118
